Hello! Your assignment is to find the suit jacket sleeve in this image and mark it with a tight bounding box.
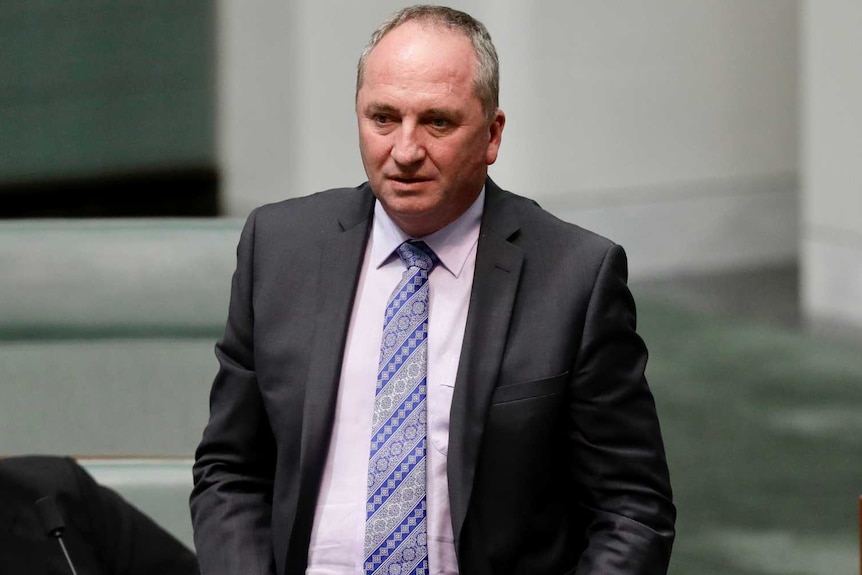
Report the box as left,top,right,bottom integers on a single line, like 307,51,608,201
191,209,278,575
570,244,675,574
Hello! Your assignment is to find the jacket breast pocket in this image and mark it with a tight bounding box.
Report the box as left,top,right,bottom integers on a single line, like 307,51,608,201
490,371,569,405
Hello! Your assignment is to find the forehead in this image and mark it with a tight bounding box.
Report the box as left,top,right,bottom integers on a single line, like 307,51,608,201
362,21,477,93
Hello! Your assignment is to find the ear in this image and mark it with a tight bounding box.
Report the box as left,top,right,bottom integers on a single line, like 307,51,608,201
485,108,506,165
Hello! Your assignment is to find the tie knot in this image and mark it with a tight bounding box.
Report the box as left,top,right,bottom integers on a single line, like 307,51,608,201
396,240,437,272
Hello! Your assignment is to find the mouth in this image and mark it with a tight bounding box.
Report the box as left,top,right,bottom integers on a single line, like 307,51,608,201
389,176,431,184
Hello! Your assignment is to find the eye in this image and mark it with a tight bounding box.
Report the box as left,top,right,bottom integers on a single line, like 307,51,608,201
373,114,392,125
430,117,450,129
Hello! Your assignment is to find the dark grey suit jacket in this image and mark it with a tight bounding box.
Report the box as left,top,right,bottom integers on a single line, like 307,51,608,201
191,179,675,574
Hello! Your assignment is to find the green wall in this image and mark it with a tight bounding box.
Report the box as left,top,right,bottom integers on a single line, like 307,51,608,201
0,0,215,183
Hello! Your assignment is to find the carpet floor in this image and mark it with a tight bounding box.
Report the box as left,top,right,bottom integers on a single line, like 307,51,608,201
637,295,861,575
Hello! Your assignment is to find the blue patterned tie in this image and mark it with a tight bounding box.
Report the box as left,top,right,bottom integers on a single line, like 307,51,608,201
364,240,438,575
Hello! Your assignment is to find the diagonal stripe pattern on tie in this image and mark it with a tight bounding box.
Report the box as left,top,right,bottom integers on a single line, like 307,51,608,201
365,240,438,575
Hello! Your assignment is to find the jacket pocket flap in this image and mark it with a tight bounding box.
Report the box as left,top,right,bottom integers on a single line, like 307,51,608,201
490,371,569,404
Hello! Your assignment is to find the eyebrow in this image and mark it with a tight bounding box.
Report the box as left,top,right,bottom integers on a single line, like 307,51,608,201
362,104,461,120
363,103,400,115
423,108,459,119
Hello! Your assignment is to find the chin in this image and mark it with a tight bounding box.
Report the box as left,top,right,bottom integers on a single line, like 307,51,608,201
382,198,443,226
386,199,437,217
384,181,436,197
378,186,437,207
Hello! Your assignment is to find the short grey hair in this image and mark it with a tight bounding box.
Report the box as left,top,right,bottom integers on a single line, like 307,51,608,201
356,5,500,122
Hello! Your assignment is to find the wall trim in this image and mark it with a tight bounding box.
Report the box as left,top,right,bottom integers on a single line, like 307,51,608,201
802,231,862,329
538,173,799,280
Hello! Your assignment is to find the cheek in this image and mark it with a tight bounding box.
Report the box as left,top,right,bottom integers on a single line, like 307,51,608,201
430,141,470,170
444,138,488,173
360,136,388,167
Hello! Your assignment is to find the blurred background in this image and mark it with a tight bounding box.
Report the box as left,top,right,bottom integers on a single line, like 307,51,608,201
1,1,860,573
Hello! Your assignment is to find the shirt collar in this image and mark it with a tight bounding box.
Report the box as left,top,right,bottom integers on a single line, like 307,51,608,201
370,188,485,278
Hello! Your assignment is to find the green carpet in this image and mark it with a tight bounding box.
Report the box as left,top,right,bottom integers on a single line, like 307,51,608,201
639,299,861,575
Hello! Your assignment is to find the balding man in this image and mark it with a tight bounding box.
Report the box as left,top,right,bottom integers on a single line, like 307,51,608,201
191,6,675,574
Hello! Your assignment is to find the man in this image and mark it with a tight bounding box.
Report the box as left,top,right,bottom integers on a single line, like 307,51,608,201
191,5,675,575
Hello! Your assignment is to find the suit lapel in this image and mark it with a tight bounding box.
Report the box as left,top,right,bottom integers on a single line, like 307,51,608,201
448,180,524,547
289,186,374,565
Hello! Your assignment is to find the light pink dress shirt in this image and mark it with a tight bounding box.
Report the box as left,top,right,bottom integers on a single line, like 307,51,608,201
305,191,484,574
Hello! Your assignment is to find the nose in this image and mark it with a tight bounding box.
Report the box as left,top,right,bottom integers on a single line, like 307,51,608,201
390,123,426,167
